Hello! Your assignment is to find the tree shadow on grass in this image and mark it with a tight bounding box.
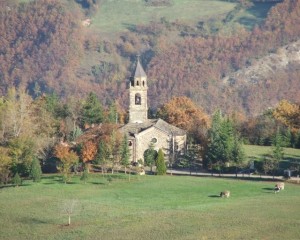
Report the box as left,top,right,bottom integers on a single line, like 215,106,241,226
43,182,55,185
262,187,274,191
91,182,106,185
262,187,276,194
0,184,15,189
0,183,31,189
22,217,50,225
208,195,220,198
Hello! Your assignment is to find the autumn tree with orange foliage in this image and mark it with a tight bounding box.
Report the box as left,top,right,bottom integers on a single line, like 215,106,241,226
75,123,122,172
55,144,79,183
81,141,98,163
157,96,210,144
273,100,300,132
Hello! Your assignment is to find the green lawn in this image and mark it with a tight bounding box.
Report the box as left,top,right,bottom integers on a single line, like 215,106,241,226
244,145,300,170
1,174,300,239
90,0,236,33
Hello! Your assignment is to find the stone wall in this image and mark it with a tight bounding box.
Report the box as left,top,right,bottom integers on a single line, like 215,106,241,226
134,127,186,162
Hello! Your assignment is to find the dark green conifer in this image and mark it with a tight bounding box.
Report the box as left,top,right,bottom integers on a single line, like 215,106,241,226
30,158,42,182
156,149,166,175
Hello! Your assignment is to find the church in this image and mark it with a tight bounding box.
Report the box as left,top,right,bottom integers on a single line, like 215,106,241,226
120,58,187,163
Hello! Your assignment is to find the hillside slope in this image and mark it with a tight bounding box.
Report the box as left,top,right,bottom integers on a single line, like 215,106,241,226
3,0,299,117
223,40,300,85
222,40,300,115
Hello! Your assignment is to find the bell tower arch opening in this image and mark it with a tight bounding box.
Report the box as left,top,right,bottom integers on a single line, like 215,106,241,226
135,93,141,105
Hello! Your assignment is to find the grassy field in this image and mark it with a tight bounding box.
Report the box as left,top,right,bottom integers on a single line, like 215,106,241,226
244,145,300,170
90,0,236,33
1,174,300,239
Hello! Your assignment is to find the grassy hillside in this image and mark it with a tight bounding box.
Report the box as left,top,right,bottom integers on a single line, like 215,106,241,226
1,174,300,239
90,0,236,33
244,145,300,161
244,145,300,170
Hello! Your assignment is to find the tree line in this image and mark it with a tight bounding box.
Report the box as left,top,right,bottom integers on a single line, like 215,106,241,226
0,88,171,184
2,89,298,184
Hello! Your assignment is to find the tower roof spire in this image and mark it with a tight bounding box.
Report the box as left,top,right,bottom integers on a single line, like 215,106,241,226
134,55,147,78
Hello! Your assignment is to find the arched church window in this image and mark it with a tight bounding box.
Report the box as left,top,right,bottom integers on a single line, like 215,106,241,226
135,93,141,105
128,141,132,147
142,81,145,86
136,81,139,86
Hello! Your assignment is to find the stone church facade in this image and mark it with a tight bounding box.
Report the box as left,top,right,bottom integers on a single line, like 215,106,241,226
120,58,187,163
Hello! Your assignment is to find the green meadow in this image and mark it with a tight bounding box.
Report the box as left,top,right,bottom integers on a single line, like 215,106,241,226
90,0,236,33
1,174,300,240
244,145,300,170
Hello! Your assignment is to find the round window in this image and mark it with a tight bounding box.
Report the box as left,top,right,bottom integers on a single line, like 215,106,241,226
151,138,157,143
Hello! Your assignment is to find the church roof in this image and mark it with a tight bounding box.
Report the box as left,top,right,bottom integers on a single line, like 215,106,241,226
119,118,186,138
134,58,147,78
154,119,186,136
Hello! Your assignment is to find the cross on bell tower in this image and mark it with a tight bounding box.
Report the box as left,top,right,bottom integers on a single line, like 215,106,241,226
129,56,148,123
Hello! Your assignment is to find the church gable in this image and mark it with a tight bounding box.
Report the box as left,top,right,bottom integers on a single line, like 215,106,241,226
135,126,171,161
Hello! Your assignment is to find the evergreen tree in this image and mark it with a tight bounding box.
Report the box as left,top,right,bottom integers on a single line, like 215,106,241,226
30,158,42,182
94,140,108,175
179,143,202,175
144,142,157,173
120,135,130,175
108,101,118,123
12,172,22,187
204,110,244,174
204,111,228,172
81,92,104,126
156,149,167,175
270,129,284,178
272,129,284,162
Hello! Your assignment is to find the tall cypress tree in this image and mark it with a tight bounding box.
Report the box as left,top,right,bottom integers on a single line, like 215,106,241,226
156,149,167,175
30,158,42,182
269,129,284,178
272,129,284,162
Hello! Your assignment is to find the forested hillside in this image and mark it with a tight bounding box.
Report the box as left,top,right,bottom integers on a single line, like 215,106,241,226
1,0,300,116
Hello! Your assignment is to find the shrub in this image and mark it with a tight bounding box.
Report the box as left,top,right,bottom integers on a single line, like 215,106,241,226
12,173,22,187
30,158,42,182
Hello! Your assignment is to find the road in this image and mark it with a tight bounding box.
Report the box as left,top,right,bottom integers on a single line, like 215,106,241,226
165,169,300,182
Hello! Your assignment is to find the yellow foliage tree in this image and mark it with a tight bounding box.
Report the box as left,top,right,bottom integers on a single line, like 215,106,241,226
273,100,300,132
0,147,13,184
55,144,79,183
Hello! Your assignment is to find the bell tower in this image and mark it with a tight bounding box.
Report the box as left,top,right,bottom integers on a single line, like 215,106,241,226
129,57,148,123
